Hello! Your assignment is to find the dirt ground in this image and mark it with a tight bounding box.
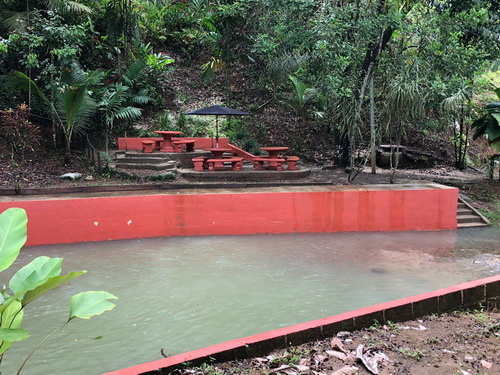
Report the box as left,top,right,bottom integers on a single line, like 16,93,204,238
1,147,498,216
176,310,499,375
0,147,496,189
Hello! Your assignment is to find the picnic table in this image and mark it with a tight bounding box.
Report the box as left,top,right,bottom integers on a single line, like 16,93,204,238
154,131,183,152
204,147,233,171
259,146,289,170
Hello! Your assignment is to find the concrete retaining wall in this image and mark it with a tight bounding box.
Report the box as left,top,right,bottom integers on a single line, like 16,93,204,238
0,184,458,246
118,137,229,150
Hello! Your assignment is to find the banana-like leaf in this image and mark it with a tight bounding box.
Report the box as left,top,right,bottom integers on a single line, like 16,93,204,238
0,208,27,272
0,291,25,314
0,328,30,342
0,300,24,354
69,291,118,320
487,113,500,141
9,256,62,295
22,271,87,306
485,102,500,111
472,119,488,139
490,136,500,152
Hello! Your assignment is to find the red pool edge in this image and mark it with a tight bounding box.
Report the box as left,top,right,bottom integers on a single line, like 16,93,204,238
103,275,500,375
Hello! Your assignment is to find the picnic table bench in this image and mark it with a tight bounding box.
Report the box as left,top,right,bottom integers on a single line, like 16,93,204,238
141,140,155,153
253,157,286,171
172,139,196,153
206,157,243,171
252,156,300,171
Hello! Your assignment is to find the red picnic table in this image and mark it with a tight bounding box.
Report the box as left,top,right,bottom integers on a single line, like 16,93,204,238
154,131,183,152
204,147,233,171
258,146,289,170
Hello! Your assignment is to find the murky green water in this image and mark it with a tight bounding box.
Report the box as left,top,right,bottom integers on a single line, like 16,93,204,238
1,228,499,375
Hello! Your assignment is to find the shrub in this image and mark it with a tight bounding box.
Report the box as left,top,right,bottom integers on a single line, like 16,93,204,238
0,104,41,160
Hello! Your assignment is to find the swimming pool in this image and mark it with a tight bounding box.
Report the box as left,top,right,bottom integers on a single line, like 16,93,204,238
1,227,498,375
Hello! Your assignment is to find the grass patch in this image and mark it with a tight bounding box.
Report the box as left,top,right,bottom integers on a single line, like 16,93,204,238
477,200,500,225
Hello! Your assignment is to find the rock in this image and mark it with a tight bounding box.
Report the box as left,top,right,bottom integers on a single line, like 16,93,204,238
84,175,94,181
60,173,82,180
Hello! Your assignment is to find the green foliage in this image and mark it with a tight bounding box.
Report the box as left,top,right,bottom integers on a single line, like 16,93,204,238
0,208,117,372
398,347,424,360
0,208,27,273
264,51,308,98
222,118,260,154
9,67,101,162
97,60,152,148
285,75,318,119
201,57,226,83
0,0,499,169
471,88,500,151
2,10,88,82
145,172,177,182
176,114,212,138
69,291,118,320
0,104,40,161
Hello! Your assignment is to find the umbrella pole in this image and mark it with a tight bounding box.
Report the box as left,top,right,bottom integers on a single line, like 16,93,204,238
216,116,219,148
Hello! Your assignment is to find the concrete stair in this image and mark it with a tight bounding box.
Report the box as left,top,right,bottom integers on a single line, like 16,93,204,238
115,152,177,171
457,198,490,228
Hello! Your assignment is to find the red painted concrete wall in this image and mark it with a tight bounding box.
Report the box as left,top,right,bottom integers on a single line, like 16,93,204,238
103,275,500,375
118,137,229,150
0,186,458,246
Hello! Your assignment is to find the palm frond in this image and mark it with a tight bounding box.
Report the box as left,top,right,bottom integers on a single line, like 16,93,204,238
0,10,28,32
130,95,151,105
130,89,152,105
441,89,469,114
44,0,92,15
8,71,48,102
122,60,147,87
55,85,97,137
113,106,143,121
99,84,130,112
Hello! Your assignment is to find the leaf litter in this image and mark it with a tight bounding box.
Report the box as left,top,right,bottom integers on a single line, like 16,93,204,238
173,310,499,375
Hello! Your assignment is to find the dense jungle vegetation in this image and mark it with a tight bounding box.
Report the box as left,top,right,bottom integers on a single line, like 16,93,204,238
1,0,500,173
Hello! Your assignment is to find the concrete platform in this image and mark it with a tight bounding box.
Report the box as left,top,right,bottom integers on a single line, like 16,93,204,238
179,167,312,181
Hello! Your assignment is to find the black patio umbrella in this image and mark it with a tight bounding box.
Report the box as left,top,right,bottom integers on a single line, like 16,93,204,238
184,105,251,148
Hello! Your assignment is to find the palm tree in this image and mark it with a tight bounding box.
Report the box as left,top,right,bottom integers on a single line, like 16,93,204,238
10,68,101,163
98,83,145,151
441,88,472,170
97,59,151,151
286,75,318,120
381,69,427,181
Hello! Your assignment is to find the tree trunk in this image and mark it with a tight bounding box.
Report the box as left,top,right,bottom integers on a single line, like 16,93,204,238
349,26,394,181
64,140,71,164
370,74,376,174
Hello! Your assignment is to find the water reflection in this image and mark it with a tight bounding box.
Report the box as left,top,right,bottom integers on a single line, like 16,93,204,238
1,228,499,375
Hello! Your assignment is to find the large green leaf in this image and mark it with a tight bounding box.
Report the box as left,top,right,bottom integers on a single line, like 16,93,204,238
485,102,500,111
0,208,27,272
472,119,487,139
487,113,500,141
9,256,63,295
0,300,24,354
0,328,30,342
490,136,500,152
69,291,117,320
22,271,87,306
0,291,25,314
